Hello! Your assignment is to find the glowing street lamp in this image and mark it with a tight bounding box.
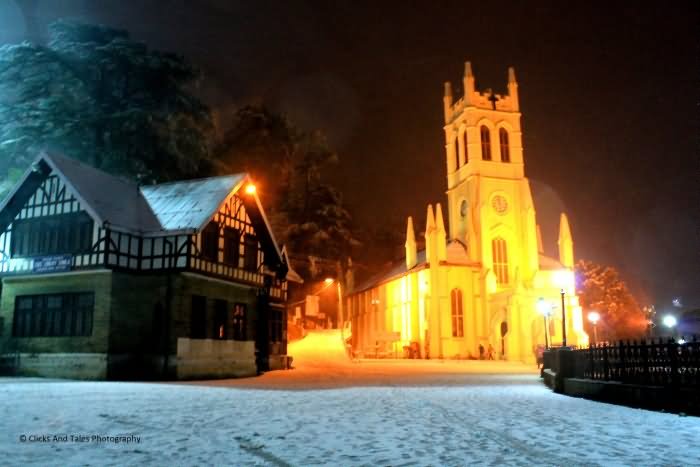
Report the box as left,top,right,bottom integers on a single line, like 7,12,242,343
245,183,256,195
663,314,677,339
662,315,677,329
587,311,600,345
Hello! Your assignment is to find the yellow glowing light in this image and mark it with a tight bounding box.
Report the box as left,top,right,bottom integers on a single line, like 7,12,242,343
245,184,256,194
324,278,334,285
587,311,600,324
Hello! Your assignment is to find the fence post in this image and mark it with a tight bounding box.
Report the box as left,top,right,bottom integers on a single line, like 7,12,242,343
603,344,609,381
669,338,680,389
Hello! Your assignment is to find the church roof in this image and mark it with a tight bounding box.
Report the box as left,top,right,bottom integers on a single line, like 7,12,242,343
538,254,564,270
348,240,479,295
349,250,427,295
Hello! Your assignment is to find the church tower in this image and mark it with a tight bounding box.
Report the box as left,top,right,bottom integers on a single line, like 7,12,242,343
443,62,539,288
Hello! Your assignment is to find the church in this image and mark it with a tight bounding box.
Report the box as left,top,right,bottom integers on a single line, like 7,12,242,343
345,62,588,363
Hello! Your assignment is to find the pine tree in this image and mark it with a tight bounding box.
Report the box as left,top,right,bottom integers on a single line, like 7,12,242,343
0,20,213,195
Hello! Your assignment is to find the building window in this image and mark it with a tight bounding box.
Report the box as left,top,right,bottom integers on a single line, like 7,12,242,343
243,234,258,271
213,299,227,339
499,128,510,162
190,295,207,339
492,237,509,285
223,227,240,267
463,130,469,164
451,288,464,337
232,303,246,341
12,293,94,337
11,213,93,258
454,135,460,169
480,126,491,161
201,222,219,262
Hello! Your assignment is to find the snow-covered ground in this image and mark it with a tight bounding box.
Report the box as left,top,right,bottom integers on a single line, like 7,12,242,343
2,331,699,466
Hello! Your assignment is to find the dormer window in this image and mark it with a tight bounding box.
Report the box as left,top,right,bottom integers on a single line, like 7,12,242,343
480,126,491,161
499,128,510,163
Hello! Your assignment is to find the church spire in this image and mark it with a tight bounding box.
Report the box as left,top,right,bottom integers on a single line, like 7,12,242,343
405,216,417,270
558,213,574,268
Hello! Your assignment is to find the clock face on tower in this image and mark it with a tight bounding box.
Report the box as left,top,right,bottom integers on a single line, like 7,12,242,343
491,195,508,215
460,200,468,217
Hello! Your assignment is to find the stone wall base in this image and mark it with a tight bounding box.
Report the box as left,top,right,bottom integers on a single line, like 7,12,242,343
0,353,107,379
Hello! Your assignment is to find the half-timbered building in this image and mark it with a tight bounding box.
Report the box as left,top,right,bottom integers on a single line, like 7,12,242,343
0,153,294,379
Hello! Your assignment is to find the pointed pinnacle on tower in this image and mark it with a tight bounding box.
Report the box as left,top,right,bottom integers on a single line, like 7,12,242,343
435,203,447,261
463,60,475,105
426,204,436,233
507,66,519,111
443,81,453,123
508,66,517,84
405,216,417,270
558,213,574,268
464,61,473,78
425,204,436,264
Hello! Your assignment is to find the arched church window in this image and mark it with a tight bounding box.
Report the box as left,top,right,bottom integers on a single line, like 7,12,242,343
454,135,460,169
499,128,510,163
480,126,491,160
460,200,468,218
450,288,464,337
462,129,469,163
492,237,508,284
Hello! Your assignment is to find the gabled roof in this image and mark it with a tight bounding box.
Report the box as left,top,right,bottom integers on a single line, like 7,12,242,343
44,153,162,233
141,174,246,232
0,153,286,268
349,250,427,295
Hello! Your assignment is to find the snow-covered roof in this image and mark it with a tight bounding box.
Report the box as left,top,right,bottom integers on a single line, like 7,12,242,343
141,174,246,232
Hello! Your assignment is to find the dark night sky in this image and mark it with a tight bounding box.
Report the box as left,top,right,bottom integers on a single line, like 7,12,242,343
1,1,698,307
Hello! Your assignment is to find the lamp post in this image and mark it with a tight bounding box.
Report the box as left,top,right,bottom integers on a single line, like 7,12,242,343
587,311,600,346
537,298,551,350
560,288,567,348
662,314,677,339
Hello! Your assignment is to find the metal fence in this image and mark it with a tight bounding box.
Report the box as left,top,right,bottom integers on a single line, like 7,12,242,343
571,337,700,387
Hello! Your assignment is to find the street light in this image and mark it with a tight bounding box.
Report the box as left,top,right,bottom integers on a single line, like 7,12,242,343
663,314,677,339
537,298,552,349
662,314,677,329
587,311,600,345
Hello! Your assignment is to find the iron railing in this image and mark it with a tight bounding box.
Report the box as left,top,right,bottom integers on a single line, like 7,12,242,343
571,337,700,387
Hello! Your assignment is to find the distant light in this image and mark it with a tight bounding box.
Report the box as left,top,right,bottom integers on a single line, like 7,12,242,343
536,298,551,316
672,297,682,308
553,269,572,288
588,311,600,324
677,338,686,345
245,184,256,194
662,315,677,328
324,278,334,285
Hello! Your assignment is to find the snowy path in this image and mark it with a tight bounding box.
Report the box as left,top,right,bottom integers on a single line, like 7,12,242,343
2,333,699,466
